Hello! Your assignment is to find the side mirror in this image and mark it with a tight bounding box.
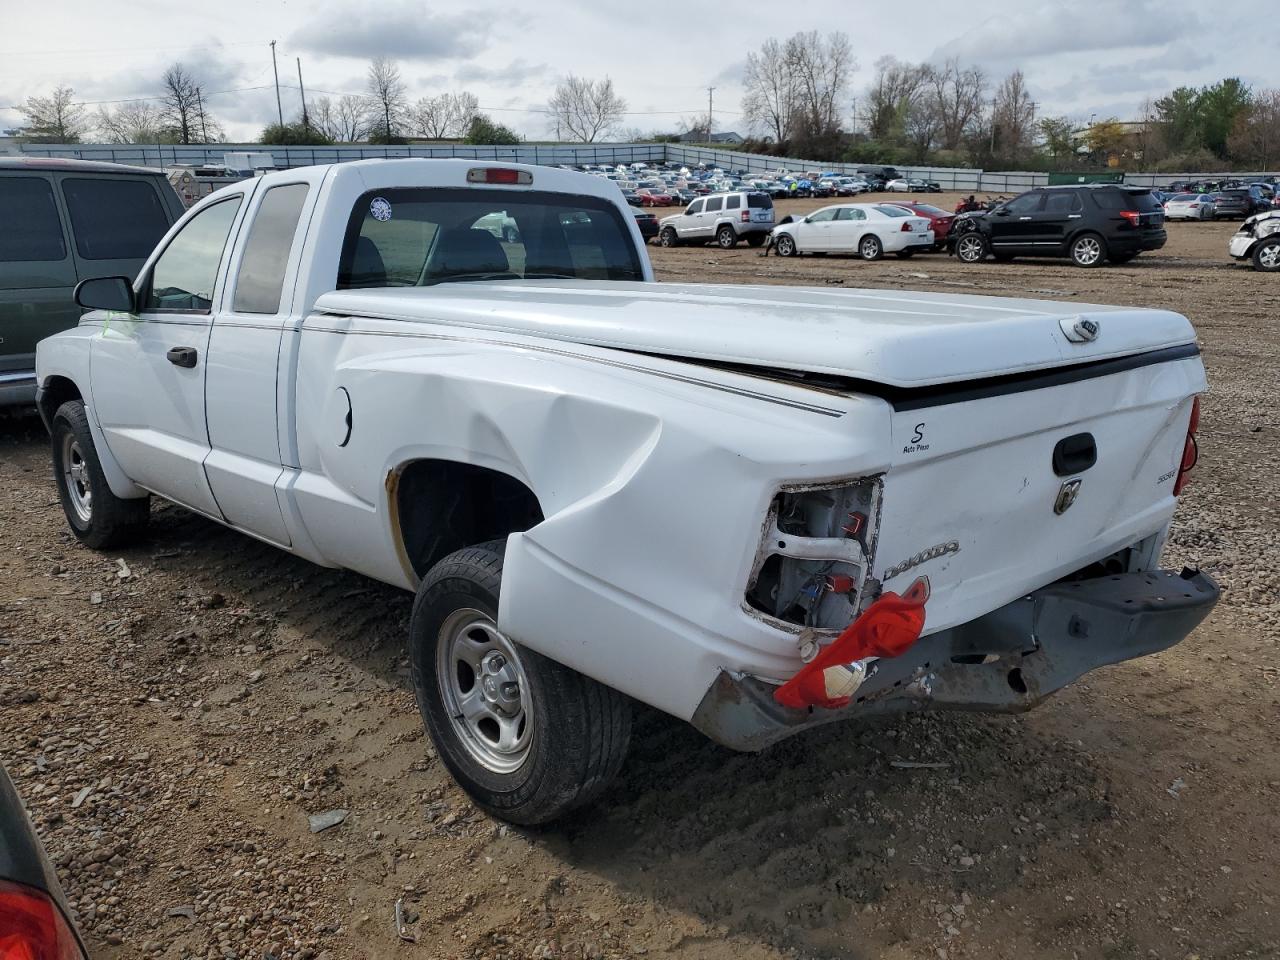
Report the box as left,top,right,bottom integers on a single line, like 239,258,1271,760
74,276,135,312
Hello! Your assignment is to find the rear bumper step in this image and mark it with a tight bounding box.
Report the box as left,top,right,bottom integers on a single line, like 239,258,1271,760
692,567,1219,751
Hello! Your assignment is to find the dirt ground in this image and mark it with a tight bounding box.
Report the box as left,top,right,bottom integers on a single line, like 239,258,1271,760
2,193,1278,960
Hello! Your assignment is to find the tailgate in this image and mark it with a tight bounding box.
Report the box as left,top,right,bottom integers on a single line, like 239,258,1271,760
871,354,1205,636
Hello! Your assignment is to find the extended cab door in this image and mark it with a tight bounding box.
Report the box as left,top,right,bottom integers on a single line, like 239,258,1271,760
91,190,247,517
203,179,316,546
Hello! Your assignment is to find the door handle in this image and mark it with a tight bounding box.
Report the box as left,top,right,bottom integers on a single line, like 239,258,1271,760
166,346,198,368
1018,216,1033,221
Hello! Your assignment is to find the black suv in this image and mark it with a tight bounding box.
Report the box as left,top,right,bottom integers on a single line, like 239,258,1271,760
951,184,1167,267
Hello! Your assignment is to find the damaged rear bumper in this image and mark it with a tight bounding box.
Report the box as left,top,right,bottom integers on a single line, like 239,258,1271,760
691,567,1219,752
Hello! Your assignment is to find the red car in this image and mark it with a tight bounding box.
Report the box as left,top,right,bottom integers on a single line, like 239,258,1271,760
636,188,674,207
883,201,955,251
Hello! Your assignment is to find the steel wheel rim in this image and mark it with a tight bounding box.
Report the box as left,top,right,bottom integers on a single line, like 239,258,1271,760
1074,237,1101,264
958,236,983,261
436,608,533,774
861,238,879,258
60,432,92,523
1260,243,1280,269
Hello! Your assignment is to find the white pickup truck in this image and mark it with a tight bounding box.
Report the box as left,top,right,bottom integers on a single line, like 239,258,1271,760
36,159,1218,824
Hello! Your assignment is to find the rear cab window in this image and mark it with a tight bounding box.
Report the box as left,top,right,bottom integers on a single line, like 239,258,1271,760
336,188,644,289
747,193,772,209
0,177,66,263
233,183,310,314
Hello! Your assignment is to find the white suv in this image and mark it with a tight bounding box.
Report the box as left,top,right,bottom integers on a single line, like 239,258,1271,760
658,191,775,248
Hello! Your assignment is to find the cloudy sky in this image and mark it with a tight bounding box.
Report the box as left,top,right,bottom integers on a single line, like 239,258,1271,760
0,0,1271,143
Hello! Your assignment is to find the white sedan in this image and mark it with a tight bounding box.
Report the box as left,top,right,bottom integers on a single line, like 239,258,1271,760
771,203,935,260
1164,193,1216,221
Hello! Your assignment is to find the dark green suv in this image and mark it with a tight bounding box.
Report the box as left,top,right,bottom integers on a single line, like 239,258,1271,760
0,158,186,405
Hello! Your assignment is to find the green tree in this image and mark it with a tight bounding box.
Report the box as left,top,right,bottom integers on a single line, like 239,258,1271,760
1154,86,1203,154
463,114,521,145
20,86,87,142
1038,116,1076,163
260,121,333,145
1197,78,1251,157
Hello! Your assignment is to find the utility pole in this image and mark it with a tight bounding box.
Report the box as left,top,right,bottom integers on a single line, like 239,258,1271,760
270,41,284,128
296,57,309,132
706,86,715,141
196,86,209,143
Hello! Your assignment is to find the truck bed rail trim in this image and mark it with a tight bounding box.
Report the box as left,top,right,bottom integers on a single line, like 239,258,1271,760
306,315,847,418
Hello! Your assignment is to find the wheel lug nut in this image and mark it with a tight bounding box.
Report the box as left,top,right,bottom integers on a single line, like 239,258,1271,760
501,682,519,698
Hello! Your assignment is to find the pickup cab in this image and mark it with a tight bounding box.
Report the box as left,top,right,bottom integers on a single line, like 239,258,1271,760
36,159,1217,824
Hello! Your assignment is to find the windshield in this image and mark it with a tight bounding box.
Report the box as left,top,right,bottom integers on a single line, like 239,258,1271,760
337,188,645,289
911,203,949,216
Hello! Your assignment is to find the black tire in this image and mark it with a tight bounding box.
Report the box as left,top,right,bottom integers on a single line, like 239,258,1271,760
954,232,987,263
1253,238,1280,272
1110,252,1137,265
1069,232,1107,268
659,227,679,248
716,225,738,248
859,235,884,261
410,540,631,825
894,249,915,259
746,233,766,247
775,233,797,257
50,400,149,550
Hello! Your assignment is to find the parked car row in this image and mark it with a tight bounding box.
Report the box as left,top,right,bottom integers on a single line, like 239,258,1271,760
1162,184,1278,221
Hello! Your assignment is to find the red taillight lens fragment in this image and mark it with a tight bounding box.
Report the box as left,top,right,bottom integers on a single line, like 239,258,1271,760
0,880,85,960
1120,210,1141,226
1173,396,1201,496
900,222,913,232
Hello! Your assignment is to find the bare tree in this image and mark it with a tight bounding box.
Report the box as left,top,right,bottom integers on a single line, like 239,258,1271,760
990,69,1037,160
95,101,163,143
1229,89,1280,169
924,58,987,152
678,113,713,140
158,64,217,144
19,86,88,142
547,75,626,142
861,56,924,142
367,56,407,140
785,31,855,145
311,95,371,142
410,91,480,139
742,38,796,142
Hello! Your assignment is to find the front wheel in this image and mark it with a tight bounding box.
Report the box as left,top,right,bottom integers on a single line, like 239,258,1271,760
716,225,738,248
1070,232,1106,267
51,400,149,549
410,540,631,825
775,233,797,257
746,233,766,247
859,235,884,261
659,226,679,248
1253,238,1280,272
955,233,987,263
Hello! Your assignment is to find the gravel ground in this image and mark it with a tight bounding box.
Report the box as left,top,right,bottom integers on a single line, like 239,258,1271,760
1,198,1277,960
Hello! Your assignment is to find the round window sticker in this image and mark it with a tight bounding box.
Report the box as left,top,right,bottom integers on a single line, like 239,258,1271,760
369,197,393,222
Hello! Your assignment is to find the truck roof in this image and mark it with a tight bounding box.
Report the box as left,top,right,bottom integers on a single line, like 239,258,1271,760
0,156,167,176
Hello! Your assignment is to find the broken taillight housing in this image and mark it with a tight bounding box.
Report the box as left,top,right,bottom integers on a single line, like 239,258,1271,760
745,477,882,631
1173,396,1201,496
0,880,85,960
1120,209,1142,227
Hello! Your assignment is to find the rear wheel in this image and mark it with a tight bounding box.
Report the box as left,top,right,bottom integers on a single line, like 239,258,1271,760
1069,232,1106,267
659,226,679,247
716,225,738,248
51,400,149,549
1253,238,1280,272
859,235,884,261
410,540,631,825
955,233,987,263
775,233,797,257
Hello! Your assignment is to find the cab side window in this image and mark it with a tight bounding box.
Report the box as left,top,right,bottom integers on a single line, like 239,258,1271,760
0,177,65,262
1005,192,1043,215
685,199,704,216
725,195,741,210
233,184,309,314
142,196,243,313
808,208,838,223
706,196,723,213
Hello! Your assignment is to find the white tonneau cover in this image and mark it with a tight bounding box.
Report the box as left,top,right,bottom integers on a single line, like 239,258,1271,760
314,280,1197,388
